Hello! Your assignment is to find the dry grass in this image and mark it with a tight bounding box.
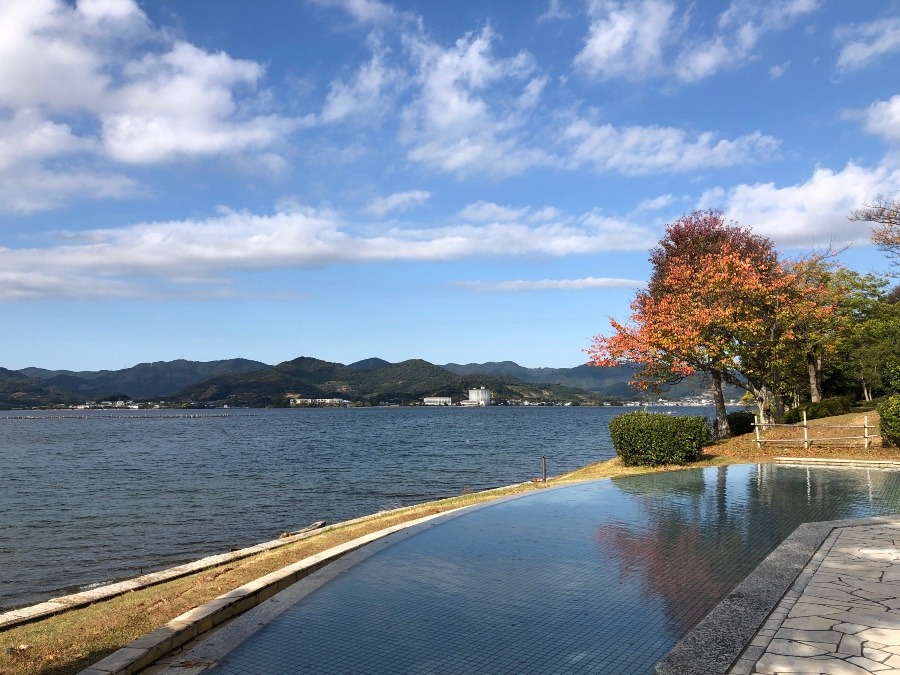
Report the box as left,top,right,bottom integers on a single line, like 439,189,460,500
1,410,894,675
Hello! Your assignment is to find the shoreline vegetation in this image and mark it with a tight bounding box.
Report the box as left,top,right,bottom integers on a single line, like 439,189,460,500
2,411,896,675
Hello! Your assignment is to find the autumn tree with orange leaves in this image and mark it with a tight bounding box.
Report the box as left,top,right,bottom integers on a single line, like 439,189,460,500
587,210,837,438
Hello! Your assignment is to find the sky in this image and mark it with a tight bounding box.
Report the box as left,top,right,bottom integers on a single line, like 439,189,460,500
2,0,900,371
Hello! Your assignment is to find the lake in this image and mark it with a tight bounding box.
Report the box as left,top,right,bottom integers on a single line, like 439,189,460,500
0,405,706,611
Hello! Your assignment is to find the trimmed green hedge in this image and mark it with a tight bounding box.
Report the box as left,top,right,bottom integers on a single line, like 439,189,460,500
783,396,854,424
608,411,710,466
726,411,756,436
878,395,900,447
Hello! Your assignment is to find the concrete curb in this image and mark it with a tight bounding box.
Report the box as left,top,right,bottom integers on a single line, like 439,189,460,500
1,481,531,633
77,506,472,675
0,523,326,631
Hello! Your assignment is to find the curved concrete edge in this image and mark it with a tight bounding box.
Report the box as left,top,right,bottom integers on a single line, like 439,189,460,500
0,523,326,632
78,482,555,675
1,480,533,633
655,515,900,675
75,505,473,675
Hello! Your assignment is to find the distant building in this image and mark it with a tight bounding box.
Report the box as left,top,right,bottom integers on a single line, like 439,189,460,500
467,387,491,406
423,397,452,406
289,397,348,407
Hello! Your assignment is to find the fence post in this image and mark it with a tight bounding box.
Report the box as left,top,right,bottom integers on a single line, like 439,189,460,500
754,415,761,450
803,410,809,451
865,416,870,450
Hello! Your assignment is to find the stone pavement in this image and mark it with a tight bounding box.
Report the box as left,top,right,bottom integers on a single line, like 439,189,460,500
730,522,900,675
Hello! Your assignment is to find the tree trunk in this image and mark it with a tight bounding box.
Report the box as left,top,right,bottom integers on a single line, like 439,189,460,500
711,369,731,439
774,389,785,424
807,351,823,403
754,385,774,425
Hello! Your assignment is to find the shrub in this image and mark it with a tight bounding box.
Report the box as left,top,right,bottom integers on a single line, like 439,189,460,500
784,396,855,424
608,411,711,466
878,395,900,447
727,411,756,436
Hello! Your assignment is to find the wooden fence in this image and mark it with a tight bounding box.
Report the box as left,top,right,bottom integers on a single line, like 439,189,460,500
753,411,879,450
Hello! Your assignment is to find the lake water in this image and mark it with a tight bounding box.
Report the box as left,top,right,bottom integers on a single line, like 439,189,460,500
0,405,699,611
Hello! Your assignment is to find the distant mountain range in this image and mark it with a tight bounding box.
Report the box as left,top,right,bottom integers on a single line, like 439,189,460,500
0,356,731,409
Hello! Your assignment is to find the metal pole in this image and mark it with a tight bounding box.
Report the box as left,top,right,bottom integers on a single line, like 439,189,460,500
865,415,870,450
803,410,809,451
541,455,547,482
754,415,761,450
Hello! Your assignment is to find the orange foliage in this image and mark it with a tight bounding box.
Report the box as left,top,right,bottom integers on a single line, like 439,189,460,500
587,211,837,395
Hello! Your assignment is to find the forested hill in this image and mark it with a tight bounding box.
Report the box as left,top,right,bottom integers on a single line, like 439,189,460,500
2,359,270,406
172,356,607,407
439,361,738,399
0,355,727,409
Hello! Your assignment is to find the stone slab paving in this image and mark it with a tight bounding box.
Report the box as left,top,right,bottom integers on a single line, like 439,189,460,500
731,522,900,675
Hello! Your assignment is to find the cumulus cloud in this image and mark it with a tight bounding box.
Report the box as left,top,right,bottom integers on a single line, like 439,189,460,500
0,0,300,211
698,157,900,248
574,0,675,80
836,17,900,72
458,276,646,292
401,26,553,176
563,119,781,174
864,96,900,144
365,190,431,217
0,203,655,299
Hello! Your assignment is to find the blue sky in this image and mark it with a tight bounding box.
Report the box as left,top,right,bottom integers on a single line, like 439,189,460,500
3,0,900,370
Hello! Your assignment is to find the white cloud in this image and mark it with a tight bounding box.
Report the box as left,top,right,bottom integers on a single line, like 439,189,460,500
0,203,654,299
769,61,790,78
538,0,572,23
401,26,553,176
0,108,137,212
575,0,820,83
864,96,900,144
634,194,676,211
365,190,431,217
0,0,300,210
458,201,567,224
101,42,301,164
309,0,399,26
459,276,646,292
574,0,676,80
699,157,900,248
459,201,531,222
836,17,900,72
563,119,780,175
321,48,406,124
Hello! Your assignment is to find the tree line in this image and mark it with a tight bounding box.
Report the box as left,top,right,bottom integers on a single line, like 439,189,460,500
588,198,900,439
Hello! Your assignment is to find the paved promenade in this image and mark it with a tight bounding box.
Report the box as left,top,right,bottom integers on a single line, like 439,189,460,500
730,522,900,675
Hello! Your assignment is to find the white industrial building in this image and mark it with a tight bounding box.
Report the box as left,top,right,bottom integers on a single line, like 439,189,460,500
464,386,491,406
423,397,453,406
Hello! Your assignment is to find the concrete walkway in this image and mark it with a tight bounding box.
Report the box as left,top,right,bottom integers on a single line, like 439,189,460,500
731,522,900,675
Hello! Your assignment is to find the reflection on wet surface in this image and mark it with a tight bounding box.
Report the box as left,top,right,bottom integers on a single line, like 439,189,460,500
210,465,900,674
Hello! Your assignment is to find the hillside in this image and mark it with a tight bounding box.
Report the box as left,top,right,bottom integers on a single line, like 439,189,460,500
16,359,270,401
173,356,606,407
440,361,740,399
